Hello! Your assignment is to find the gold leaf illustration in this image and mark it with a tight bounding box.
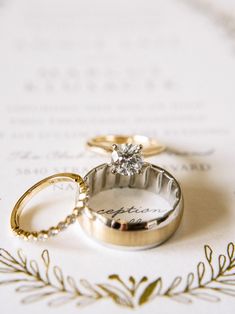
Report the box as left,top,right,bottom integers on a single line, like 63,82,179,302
76,296,97,307
98,283,133,308
29,260,40,276
205,245,213,263
53,266,65,289
21,292,56,304
0,249,18,264
0,267,19,273
166,276,182,294
138,278,162,305
0,242,235,309
41,250,50,268
0,279,36,285
80,279,102,298
215,288,235,297
218,255,226,272
16,284,46,292
185,272,194,290
67,275,81,294
17,249,27,267
170,295,192,304
197,262,205,285
227,243,234,261
217,279,235,285
48,295,76,307
129,276,135,285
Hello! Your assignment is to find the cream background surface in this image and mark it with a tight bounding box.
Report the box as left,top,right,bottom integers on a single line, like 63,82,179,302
0,0,235,313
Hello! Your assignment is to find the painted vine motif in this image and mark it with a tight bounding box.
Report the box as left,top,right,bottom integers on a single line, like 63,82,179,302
0,242,234,308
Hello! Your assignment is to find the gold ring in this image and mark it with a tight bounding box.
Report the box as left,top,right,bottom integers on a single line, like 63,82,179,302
79,143,183,249
86,134,165,157
11,173,88,241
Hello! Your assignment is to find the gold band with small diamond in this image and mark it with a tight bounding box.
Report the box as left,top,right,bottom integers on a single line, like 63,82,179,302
10,173,88,241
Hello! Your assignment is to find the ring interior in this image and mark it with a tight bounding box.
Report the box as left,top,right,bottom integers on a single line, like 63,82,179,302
83,163,181,230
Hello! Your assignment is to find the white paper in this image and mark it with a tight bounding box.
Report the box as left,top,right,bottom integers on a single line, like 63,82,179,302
0,0,235,313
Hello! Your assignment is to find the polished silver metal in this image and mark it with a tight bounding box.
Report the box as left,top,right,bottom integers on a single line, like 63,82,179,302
78,162,184,249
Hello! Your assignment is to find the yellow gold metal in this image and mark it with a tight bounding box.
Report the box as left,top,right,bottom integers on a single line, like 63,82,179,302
86,135,166,157
78,208,183,248
11,173,88,241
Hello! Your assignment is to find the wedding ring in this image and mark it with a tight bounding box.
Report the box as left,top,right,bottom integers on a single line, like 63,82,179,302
10,173,88,241
11,142,183,248
79,143,183,249
86,134,166,157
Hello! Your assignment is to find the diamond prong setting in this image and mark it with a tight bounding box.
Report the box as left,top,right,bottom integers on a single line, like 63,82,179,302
112,143,118,150
110,143,144,176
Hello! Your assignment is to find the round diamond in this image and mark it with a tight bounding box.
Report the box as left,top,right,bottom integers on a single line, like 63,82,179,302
111,144,144,176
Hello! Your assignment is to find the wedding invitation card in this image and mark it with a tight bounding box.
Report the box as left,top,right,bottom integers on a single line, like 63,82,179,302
0,0,235,313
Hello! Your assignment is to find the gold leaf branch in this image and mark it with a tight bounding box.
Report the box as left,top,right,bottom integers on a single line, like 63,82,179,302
137,242,235,305
0,248,103,307
0,242,234,309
